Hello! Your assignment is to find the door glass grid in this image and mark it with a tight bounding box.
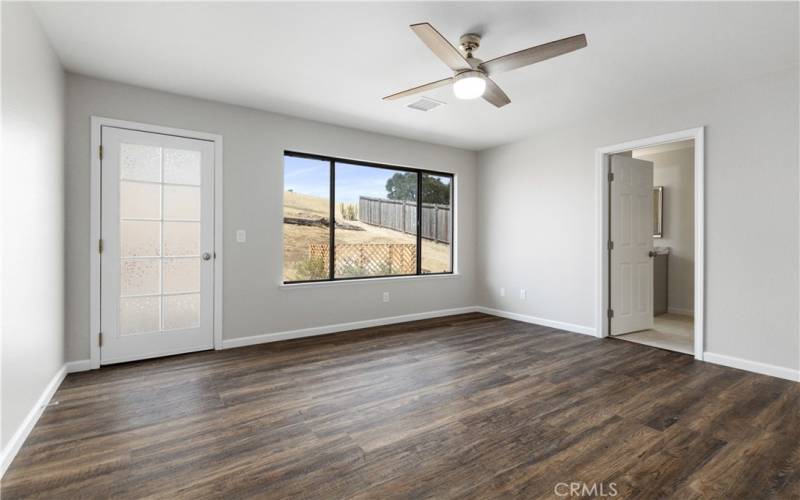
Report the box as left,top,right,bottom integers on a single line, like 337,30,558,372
119,143,202,335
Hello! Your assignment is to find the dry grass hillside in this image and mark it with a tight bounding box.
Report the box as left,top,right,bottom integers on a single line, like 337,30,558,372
284,191,330,219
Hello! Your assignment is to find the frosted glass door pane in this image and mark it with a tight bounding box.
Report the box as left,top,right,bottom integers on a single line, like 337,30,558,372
121,221,161,257
163,185,200,220
163,258,200,293
121,143,161,182
121,181,161,220
120,296,160,335
112,134,208,341
163,294,200,330
121,259,160,296
164,148,201,185
163,222,200,256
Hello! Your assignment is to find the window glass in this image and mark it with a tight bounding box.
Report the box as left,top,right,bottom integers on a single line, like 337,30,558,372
283,156,330,282
335,163,417,279
421,173,453,273
282,153,453,283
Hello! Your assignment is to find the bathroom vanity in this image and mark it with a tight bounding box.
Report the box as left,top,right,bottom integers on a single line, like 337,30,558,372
653,247,670,315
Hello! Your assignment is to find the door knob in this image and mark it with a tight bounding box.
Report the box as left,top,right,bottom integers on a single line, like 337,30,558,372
202,252,212,261
648,250,656,258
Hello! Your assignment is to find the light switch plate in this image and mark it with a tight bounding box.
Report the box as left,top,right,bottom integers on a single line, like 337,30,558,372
236,230,246,243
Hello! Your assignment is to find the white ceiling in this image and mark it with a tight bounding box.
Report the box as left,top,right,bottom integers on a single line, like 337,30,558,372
33,2,798,151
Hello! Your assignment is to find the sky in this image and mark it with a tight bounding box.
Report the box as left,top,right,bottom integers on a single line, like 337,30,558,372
284,155,424,203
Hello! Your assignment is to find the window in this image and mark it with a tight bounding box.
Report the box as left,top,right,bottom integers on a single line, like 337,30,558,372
420,173,453,274
283,152,454,283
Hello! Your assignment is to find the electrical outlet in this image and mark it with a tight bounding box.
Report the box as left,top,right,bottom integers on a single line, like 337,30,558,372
520,288,527,300
236,230,247,243
500,287,506,297
382,292,390,303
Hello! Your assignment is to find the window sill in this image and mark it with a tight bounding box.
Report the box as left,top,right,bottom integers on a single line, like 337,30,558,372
280,273,460,290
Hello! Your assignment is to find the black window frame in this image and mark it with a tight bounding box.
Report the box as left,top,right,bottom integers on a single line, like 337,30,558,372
283,150,455,284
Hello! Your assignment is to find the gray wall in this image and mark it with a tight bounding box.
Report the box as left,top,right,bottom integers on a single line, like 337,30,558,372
477,68,799,371
638,147,695,314
1,3,65,449
64,74,478,362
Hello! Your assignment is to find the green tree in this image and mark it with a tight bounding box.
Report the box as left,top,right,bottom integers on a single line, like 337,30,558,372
385,173,450,205
385,172,417,201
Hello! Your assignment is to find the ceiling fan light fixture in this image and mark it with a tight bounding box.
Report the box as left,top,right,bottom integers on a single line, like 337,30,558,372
452,71,486,100
384,23,586,108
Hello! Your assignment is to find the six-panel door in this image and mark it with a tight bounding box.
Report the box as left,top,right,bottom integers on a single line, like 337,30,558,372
610,154,654,335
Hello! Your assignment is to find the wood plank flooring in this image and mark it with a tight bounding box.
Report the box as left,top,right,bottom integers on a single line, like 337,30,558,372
3,313,799,499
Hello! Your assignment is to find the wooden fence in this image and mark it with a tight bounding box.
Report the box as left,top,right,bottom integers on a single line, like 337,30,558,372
358,196,451,244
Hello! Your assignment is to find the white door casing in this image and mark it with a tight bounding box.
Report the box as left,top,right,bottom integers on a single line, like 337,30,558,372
100,126,215,364
610,155,654,335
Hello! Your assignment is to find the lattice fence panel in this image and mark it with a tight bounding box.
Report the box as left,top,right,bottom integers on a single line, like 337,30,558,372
308,243,416,277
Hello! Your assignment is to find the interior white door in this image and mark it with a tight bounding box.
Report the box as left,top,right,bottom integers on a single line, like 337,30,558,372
610,154,654,335
100,126,215,364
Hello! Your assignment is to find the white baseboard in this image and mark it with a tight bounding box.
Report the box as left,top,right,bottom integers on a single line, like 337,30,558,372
66,359,92,373
667,306,694,317
475,306,597,337
0,364,67,478
222,306,479,349
703,352,799,382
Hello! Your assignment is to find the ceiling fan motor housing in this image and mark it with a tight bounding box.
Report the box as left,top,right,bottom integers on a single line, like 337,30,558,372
459,33,481,56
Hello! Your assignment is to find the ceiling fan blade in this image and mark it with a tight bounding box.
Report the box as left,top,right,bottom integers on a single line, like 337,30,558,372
383,77,453,101
479,34,587,75
410,23,472,72
482,77,511,108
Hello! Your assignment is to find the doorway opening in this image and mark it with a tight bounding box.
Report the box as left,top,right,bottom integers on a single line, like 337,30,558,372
595,128,704,359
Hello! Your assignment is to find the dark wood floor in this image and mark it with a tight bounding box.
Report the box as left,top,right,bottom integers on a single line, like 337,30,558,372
3,313,799,499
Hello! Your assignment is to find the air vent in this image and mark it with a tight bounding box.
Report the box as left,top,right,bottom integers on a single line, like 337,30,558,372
407,97,445,112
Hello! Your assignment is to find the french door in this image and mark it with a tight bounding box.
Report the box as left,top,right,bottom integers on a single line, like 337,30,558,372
100,126,215,364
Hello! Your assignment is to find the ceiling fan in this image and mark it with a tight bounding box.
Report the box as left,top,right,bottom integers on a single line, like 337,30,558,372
384,23,587,108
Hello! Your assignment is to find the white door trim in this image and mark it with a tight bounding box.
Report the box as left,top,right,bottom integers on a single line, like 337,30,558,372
89,116,224,369
594,127,704,360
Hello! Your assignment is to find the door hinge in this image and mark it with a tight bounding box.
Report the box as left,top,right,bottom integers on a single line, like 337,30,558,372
608,172,615,182
607,309,614,319
99,145,104,160
99,332,103,347
607,240,614,251
98,238,104,254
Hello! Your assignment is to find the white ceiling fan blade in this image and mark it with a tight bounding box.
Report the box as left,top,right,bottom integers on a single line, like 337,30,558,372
479,34,587,75
410,23,472,72
383,77,453,101
482,77,511,108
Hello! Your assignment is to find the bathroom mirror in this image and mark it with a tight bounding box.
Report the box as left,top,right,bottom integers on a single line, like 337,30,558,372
653,186,663,238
